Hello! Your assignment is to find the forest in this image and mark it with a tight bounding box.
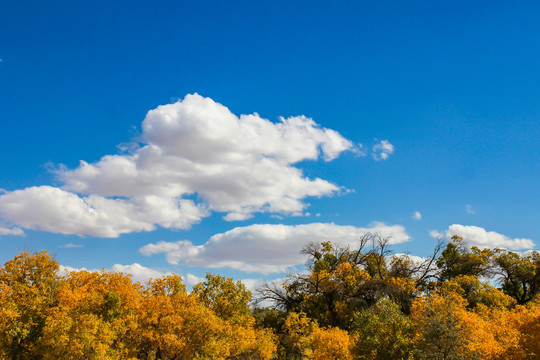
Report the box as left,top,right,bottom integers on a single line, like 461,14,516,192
1,234,539,360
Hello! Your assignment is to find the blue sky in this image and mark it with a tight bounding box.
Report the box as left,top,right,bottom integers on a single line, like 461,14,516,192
1,1,539,287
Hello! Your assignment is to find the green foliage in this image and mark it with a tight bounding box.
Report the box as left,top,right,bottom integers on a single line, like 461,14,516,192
101,289,124,320
495,249,540,304
252,306,288,332
1,238,539,360
259,233,440,329
411,291,471,360
351,298,415,360
436,236,494,282
440,275,515,310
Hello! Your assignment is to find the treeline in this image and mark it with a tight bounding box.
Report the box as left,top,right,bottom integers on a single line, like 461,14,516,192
256,234,540,359
0,234,539,359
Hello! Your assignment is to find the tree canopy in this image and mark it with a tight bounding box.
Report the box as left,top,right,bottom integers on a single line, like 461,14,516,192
1,234,539,359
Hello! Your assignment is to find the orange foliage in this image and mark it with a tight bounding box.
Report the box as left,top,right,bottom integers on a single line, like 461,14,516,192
0,252,276,359
1,249,539,360
495,298,540,359
41,270,142,359
0,251,60,358
411,289,524,360
282,312,353,359
311,326,353,360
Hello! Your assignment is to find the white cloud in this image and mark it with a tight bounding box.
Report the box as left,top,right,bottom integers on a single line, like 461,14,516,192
240,276,287,295
140,222,410,275
354,143,368,157
0,186,207,237
372,139,394,161
392,253,427,264
110,263,171,283
185,273,205,286
239,278,264,292
60,242,84,248
445,224,535,250
0,94,354,237
429,230,445,239
58,263,170,284
57,265,88,276
465,204,476,215
0,226,24,236
412,211,422,221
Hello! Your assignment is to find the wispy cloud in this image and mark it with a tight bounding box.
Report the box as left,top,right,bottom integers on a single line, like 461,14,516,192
60,242,84,248
465,204,476,215
372,139,394,161
0,226,24,236
354,143,368,157
412,211,422,221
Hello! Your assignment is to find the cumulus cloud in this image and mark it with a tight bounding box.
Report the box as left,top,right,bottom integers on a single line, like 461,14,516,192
140,222,410,274
412,211,422,221
58,263,170,283
0,94,354,237
0,186,207,237
445,224,535,250
185,273,205,286
0,226,24,236
429,230,445,239
372,139,394,161
239,278,265,292
110,263,171,283
57,265,88,276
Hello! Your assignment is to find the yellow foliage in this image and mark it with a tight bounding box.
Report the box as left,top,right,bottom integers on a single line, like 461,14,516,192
411,291,474,359
311,326,352,360
134,274,276,360
387,276,417,294
0,251,60,358
460,307,519,359
40,270,141,359
134,284,232,359
4,249,538,360
282,312,352,359
495,298,540,359
411,289,525,360
441,275,516,310
0,253,277,359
